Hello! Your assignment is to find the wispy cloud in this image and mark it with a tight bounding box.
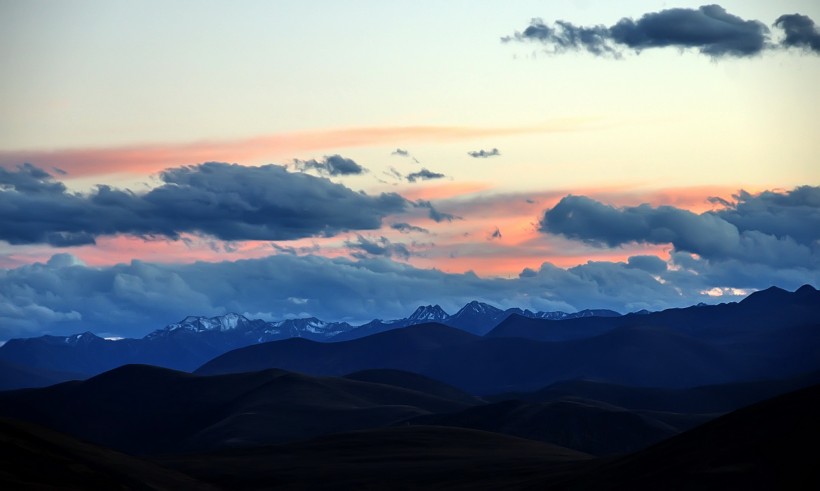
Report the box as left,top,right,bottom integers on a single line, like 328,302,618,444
345,234,412,260
414,200,458,223
391,148,420,163
467,148,500,158
0,122,585,178
391,222,429,234
407,168,446,183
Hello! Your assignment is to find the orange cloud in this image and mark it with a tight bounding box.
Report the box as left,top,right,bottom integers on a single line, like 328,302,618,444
0,121,586,179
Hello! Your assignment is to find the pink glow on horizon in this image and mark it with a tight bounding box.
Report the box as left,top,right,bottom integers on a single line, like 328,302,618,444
0,122,577,179
414,245,671,277
397,182,494,202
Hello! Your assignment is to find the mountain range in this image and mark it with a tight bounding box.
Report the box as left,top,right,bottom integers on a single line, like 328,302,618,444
1,284,818,489
0,300,620,388
195,285,820,393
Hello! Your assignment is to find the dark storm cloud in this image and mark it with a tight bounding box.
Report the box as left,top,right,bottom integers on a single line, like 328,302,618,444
713,186,820,246
391,222,429,234
0,162,407,246
345,235,411,260
540,187,820,268
608,5,768,57
774,13,820,53
293,154,367,176
0,163,67,194
504,5,820,58
468,148,501,158
406,168,445,183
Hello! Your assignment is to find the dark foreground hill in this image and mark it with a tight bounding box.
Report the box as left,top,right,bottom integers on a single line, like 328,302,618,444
3,361,819,461
3,369,819,490
0,362,679,457
0,364,481,455
403,398,680,456
0,417,212,490
488,369,820,413
545,382,820,490
160,426,592,490
160,383,820,490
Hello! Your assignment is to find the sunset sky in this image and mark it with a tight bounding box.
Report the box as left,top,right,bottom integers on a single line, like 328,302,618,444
1,0,818,340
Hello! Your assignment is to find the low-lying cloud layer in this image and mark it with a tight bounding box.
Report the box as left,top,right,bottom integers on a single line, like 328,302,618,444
505,5,820,58
0,162,407,245
1,248,815,340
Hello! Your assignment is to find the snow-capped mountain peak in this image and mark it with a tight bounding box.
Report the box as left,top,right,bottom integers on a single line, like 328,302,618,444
408,305,449,322
455,301,503,317
265,317,352,337
64,331,101,346
148,313,251,337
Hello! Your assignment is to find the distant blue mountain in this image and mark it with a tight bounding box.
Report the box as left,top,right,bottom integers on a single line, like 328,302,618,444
0,300,621,388
195,285,820,393
332,302,621,340
1,285,817,391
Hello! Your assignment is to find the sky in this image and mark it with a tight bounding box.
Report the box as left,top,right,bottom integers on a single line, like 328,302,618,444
1,0,818,340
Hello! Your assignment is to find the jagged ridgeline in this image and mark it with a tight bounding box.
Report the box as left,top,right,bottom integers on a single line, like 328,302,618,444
0,285,818,392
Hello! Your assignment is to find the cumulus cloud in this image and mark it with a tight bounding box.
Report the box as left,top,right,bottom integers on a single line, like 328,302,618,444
407,168,446,183
504,5,820,58
468,148,500,158
391,222,429,234
293,154,367,176
0,162,407,246
712,186,820,246
775,14,820,53
540,187,820,268
0,163,67,194
2,251,815,340
345,235,411,260
626,255,668,274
